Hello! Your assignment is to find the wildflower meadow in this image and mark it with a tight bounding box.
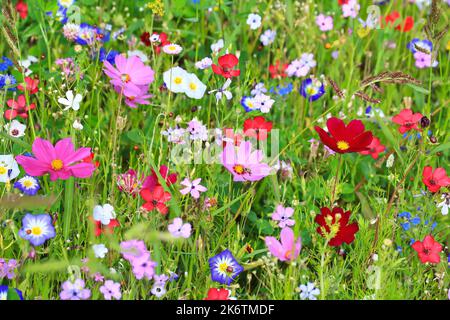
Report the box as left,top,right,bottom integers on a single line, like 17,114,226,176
0,0,449,301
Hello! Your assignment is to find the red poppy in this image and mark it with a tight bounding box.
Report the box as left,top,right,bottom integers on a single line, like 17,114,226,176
82,152,100,168
315,207,359,246
90,217,120,237
4,95,36,120
314,117,373,154
338,0,349,5
140,186,171,215
411,235,442,264
392,109,422,134
17,77,39,95
16,0,28,19
381,12,414,32
358,137,385,159
140,32,170,54
243,116,273,140
269,61,288,79
142,165,177,190
212,54,240,78
204,288,231,300
396,16,414,32
422,166,450,193
222,128,243,148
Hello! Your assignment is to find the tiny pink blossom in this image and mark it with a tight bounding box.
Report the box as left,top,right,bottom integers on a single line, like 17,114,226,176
265,227,301,262
414,52,432,69
272,205,295,228
168,217,192,239
342,0,360,19
180,177,207,199
316,14,333,32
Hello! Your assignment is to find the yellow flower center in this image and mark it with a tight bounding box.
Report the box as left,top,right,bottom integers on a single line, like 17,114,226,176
23,180,33,188
0,166,6,175
233,165,245,174
337,140,350,150
189,82,197,90
306,86,317,95
51,159,64,171
121,74,131,83
31,226,42,236
218,262,228,273
285,250,292,260
168,45,176,51
174,77,182,84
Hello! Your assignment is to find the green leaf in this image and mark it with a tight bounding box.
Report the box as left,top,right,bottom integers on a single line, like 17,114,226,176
376,116,404,164
406,83,430,95
429,142,450,155
7,288,22,300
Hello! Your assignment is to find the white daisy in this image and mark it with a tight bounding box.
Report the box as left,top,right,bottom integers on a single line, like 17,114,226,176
162,43,183,55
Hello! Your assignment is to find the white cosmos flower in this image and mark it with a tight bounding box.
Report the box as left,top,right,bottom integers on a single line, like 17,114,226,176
163,67,189,93
162,43,183,55
0,155,20,183
184,73,207,99
4,120,26,138
58,90,82,111
93,204,116,225
93,244,108,259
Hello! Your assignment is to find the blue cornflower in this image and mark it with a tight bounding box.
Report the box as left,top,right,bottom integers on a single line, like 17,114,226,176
410,216,421,225
14,176,41,196
208,249,243,285
0,57,13,72
98,48,119,65
398,211,411,219
407,38,433,54
299,78,325,101
401,222,410,231
0,74,17,90
270,83,293,96
18,214,56,246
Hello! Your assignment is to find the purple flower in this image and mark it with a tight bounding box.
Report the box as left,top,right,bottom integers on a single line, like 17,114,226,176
92,272,104,282
131,254,157,280
272,205,295,228
300,78,325,101
316,14,333,32
60,279,91,300
208,249,243,285
14,176,41,196
0,258,18,279
153,274,169,285
18,213,56,246
151,283,166,298
414,52,432,69
179,178,207,199
100,280,122,300
120,239,149,262
168,218,192,239
265,227,302,262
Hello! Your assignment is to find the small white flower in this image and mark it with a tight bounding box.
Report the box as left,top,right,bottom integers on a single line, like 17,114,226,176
72,119,83,130
93,244,108,259
195,57,213,70
4,120,26,138
437,193,450,216
93,204,116,225
127,50,148,62
247,13,262,30
162,43,183,55
58,90,83,111
386,154,395,168
208,79,232,103
251,82,267,96
299,282,320,300
0,155,20,183
253,93,274,113
18,56,38,76
260,29,276,46
211,39,224,53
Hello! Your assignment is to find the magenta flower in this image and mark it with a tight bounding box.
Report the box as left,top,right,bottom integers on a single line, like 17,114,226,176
15,137,96,181
103,54,154,91
414,52,432,69
60,279,91,300
99,280,121,300
265,227,301,262
221,141,271,182
168,217,192,239
115,85,152,108
316,14,333,32
272,205,295,228
180,177,207,199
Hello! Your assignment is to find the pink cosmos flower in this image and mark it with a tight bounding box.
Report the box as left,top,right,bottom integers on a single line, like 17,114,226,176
272,205,295,228
15,137,96,181
180,178,207,199
221,141,271,182
316,14,333,32
103,54,154,92
114,85,152,108
414,52,432,69
168,217,192,238
265,227,302,262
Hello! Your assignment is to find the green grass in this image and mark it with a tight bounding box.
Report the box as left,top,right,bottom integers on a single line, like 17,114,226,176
0,0,449,300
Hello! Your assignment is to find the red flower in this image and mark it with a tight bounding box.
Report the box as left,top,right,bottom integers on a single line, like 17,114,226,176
381,12,414,32
396,16,414,32
422,166,450,193
204,288,231,300
222,128,243,148
140,186,172,215
212,54,240,78
4,95,36,120
90,217,120,237
142,165,177,191
82,152,100,168
411,235,442,264
314,117,373,154
140,32,151,46
16,0,28,19
243,116,273,140
338,0,349,5
17,77,39,95
140,32,170,54
315,207,359,246
392,109,422,134
358,137,385,159
269,61,288,79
